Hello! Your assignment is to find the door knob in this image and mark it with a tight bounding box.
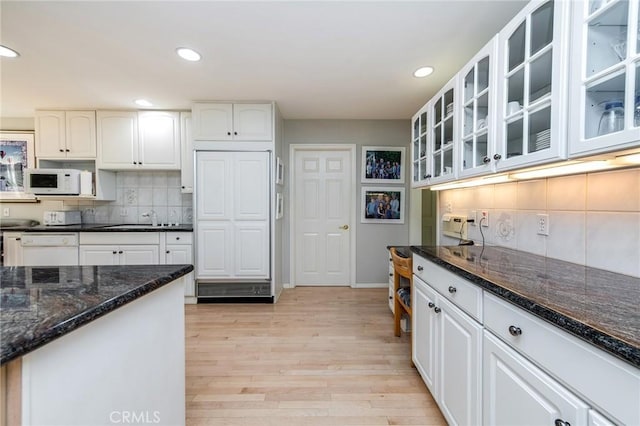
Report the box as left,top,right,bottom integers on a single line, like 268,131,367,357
339,224,349,230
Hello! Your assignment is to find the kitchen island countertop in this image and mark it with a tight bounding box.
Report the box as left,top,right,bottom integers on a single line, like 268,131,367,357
0,263,194,365
411,245,640,368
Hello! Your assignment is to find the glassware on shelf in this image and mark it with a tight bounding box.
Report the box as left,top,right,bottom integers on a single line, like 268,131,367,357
598,101,624,135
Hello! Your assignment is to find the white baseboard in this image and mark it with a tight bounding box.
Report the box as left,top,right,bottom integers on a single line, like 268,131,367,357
184,296,197,305
351,282,388,289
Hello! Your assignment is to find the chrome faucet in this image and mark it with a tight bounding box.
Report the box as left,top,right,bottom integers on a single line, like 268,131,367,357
142,210,158,227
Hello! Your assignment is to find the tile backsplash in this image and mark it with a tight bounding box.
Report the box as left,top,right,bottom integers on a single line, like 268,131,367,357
64,171,193,225
438,167,640,278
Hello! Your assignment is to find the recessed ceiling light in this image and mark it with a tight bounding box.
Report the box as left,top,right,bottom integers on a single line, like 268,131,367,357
0,45,20,58
176,47,201,62
413,66,434,78
135,99,153,107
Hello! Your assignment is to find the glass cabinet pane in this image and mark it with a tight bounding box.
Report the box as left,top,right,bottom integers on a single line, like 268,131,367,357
463,137,474,170
444,89,454,117
506,118,524,158
635,62,640,128
529,49,553,102
477,57,490,93
508,69,525,108
413,139,420,162
477,93,489,125
530,1,554,56
413,117,420,139
413,161,419,181
464,69,474,102
435,98,443,123
434,123,442,150
443,116,453,145
420,134,427,157
476,134,488,166
584,71,626,138
420,112,427,134
464,102,474,136
434,154,442,177
528,107,551,153
443,148,453,175
508,21,526,71
586,1,629,77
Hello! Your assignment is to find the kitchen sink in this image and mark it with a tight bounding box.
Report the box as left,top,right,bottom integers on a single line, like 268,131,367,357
101,224,172,229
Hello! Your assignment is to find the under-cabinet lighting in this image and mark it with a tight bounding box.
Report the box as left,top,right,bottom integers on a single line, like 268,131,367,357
429,175,512,191
176,47,201,62
509,161,611,180
0,45,19,58
615,152,640,164
413,66,434,78
135,99,153,107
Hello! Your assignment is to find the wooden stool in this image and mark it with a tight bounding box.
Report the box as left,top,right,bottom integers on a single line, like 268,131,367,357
390,247,412,340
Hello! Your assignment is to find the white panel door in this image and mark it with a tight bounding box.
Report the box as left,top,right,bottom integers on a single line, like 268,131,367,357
165,245,192,265
483,331,589,426
233,104,272,141
138,111,180,169
97,111,138,169
35,111,65,158
233,152,269,221
438,296,482,426
196,152,232,220
66,111,96,158
293,149,352,285
413,276,439,396
196,222,233,278
234,222,269,277
120,245,159,265
79,246,119,265
192,103,233,140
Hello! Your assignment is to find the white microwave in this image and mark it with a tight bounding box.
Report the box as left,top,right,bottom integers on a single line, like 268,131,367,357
25,169,81,195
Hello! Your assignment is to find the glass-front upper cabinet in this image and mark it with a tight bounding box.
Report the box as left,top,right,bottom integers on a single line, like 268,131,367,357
568,0,640,157
496,0,571,171
411,105,430,187
429,76,457,183
458,36,498,178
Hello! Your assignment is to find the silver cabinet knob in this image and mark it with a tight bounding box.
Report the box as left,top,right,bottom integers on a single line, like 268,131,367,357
448,286,457,294
508,325,522,336
417,266,423,271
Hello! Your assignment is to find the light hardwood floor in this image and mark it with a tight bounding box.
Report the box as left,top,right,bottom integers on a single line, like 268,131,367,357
185,287,446,425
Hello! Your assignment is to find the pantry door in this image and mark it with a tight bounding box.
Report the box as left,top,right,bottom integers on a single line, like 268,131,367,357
291,145,356,286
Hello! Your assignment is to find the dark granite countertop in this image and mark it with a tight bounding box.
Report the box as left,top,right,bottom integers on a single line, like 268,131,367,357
411,245,640,369
20,223,193,232
0,263,194,365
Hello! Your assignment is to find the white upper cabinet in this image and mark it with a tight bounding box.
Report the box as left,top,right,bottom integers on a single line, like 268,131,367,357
411,105,430,187
568,0,640,157
495,0,571,171
458,36,499,178
429,76,458,184
97,110,180,170
192,102,272,141
35,110,96,159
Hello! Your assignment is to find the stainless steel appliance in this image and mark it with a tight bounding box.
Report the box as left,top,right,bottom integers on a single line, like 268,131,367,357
43,210,82,226
25,168,81,195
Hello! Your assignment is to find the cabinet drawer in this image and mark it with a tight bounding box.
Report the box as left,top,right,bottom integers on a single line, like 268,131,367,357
80,232,160,245
165,232,192,244
413,255,483,322
484,292,640,425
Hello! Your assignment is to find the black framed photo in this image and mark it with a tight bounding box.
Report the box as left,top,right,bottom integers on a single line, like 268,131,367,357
361,187,405,224
0,132,36,200
361,146,405,184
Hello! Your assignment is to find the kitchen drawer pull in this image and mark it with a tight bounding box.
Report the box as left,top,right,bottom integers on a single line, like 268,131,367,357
434,307,441,314
448,286,457,294
508,325,522,336
428,302,435,308
417,265,423,271
554,419,570,426
118,250,123,254
112,251,117,254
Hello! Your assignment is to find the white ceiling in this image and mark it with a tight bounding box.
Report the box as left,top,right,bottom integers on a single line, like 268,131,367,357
0,0,527,120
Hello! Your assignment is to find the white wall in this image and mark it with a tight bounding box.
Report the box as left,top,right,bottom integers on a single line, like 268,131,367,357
438,167,640,277
283,119,410,286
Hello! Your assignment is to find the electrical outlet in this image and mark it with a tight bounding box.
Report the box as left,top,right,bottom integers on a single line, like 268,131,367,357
446,202,453,213
537,213,549,236
481,210,489,227
120,207,128,217
2,207,9,217
470,210,477,225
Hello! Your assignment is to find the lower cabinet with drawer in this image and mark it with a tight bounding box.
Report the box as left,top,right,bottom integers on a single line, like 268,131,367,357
413,274,482,426
79,232,160,265
161,232,195,303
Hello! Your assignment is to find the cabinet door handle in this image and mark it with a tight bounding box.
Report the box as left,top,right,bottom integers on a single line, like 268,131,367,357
176,237,180,240
508,325,522,336
166,250,170,254
434,307,441,314
389,273,393,277
493,153,502,160
482,156,490,164
428,302,435,308
227,131,231,136
448,286,457,294
554,419,570,426
118,250,123,254
112,251,117,254
133,161,137,165
65,149,70,152
417,265,423,271
59,149,64,152
389,296,393,300
234,131,238,135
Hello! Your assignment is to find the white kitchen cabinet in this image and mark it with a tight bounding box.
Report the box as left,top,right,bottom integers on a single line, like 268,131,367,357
35,110,96,159
388,251,395,312
162,232,195,300
412,274,482,426
192,103,272,141
495,0,571,171
3,232,23,266
568,0,640,157
429,76,458,183
483,331,589,426
79,232,160,265
458,36,498,178
411,105,431,187
196,151,270,280
97,110,180,170
180,111,193,193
